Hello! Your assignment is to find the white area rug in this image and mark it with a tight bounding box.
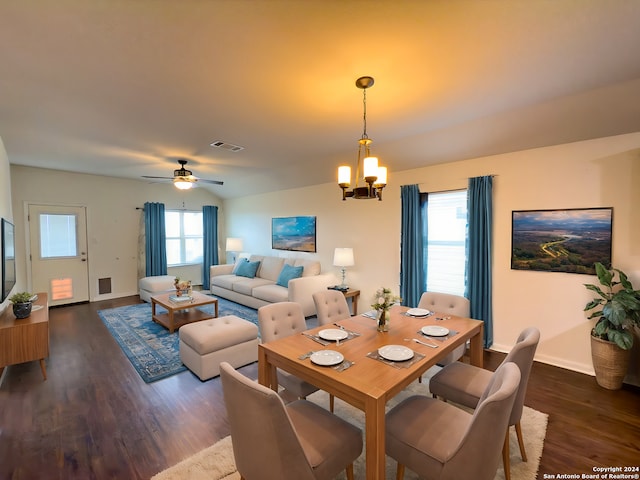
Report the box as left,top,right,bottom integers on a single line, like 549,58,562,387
152,373,548,480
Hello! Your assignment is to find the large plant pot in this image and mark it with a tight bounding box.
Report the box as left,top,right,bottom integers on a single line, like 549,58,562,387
591,335,631,390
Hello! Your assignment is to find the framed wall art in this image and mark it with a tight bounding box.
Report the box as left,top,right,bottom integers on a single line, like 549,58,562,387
272,216,317,253
511,207,612,275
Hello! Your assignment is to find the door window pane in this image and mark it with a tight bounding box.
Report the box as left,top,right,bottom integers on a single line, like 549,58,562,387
40,214,78,258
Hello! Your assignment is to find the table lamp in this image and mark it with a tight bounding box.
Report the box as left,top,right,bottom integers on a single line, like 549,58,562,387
333,247,354,290
226,237,244,263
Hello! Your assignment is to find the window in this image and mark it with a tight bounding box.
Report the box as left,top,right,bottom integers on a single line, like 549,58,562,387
165,210,203,266
39,213,78,258
422,190,468,297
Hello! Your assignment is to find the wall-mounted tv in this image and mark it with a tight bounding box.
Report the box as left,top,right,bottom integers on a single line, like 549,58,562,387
2,218,16,302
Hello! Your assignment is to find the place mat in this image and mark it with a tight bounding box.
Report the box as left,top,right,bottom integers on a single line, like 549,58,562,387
366,350,425,369
302,332,357,346
417,329,459,342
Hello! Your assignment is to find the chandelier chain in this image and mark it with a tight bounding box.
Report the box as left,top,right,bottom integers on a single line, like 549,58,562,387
361,88,369,139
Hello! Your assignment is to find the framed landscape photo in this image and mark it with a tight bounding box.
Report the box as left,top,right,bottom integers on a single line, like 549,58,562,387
272,216,316,253
511,207,612,275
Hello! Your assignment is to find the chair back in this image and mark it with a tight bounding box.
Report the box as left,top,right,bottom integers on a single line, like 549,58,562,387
419,291,470,364
313,290,351,326
418,291,470,317
443,362,520,480
258,302,307,342
220,362,316,480
500,327,540,425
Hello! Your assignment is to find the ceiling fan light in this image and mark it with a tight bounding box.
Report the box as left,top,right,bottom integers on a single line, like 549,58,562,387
174,178,193,190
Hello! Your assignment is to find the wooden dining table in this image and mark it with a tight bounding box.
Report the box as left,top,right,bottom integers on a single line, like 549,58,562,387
258,305,484,480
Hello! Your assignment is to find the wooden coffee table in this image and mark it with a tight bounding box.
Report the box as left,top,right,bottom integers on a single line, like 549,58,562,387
150,291,219,333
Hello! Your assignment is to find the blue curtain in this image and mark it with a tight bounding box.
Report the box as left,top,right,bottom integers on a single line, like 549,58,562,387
202,205,219,289
144,202,167,276
400,184,425,307
467,176,493,348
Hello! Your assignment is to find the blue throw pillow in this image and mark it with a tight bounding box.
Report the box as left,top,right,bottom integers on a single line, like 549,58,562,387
232,258,248,274
236,260,260,278
276,264,304,288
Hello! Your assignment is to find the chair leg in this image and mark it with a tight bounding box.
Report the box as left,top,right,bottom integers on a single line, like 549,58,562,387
396,463,405,480
418,375,422,383
345,463,354,480
515,421,527,461
502,429,511,480
330,394,335,412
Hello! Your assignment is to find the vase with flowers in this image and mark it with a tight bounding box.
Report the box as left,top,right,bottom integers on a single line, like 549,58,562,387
372,287,401,332
174,277,192,297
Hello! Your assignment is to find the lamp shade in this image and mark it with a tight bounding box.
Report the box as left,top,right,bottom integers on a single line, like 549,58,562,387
174,178,193,190
226,237,243,252
333,247,354,267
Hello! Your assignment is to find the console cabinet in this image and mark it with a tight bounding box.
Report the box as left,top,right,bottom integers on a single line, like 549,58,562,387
0,292,49,380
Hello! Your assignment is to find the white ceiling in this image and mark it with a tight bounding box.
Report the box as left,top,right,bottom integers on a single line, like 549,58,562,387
1,1,640,199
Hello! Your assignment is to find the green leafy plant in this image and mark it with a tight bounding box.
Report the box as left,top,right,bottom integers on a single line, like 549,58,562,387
584,262,640,350
9,292,35,304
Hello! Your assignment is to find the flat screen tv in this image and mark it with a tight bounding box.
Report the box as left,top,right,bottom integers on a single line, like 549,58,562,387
2,218,16,302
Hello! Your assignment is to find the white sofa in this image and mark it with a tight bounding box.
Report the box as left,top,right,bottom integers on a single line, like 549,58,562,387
210,255,333,316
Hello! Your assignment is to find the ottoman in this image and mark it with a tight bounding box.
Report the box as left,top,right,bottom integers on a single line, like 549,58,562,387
139,275,175,303
179,315,259,381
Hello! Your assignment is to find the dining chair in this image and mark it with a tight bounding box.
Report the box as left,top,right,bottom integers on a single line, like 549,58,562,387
313,289,351,326
220,362,363,480
386,362,521,480
428,327,540,480
418,291,470,366
257,302,334,410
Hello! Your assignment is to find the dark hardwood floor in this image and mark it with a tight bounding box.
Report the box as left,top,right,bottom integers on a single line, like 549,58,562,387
0,296,638,479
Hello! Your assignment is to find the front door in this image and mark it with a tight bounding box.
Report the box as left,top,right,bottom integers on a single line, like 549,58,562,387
28,204,89,306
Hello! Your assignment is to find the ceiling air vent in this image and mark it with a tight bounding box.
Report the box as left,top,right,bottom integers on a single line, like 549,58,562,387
210,140,244,152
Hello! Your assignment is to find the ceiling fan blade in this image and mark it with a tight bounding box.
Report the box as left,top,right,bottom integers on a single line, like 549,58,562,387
197,179,224,185
141,175,173,180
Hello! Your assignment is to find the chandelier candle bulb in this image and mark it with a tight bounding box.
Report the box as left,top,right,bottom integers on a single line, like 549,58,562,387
374,166,387,187
338,166,351,186
363,157,379,181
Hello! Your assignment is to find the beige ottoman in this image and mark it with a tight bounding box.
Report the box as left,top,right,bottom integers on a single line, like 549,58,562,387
139,275,175,303
179,315,259,381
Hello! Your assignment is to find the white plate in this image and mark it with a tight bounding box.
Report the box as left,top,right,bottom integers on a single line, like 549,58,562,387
378,345,414,362
421,325,450,337
407,308,431,317
310,350,345,366
318,328,349,341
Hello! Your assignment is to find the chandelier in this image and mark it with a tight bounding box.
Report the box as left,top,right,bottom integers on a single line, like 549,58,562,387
338,76,387,201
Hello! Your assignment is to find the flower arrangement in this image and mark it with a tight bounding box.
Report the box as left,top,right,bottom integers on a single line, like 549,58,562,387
371,287,401,311
372,287,401,332
174,277,192,296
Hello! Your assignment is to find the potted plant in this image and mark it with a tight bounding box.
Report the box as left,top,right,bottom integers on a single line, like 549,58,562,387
9,292,36,319
584,262,640,389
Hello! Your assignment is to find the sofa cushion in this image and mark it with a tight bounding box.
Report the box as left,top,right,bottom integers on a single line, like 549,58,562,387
211,274,245,290
252,284,289,304
232,258,247,274
232,277,274,296
236,260,260,278
276,264,304,287
257,256,285,281
285,258,321,276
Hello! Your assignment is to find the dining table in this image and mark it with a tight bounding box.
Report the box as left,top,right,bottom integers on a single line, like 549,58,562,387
257,304,484,480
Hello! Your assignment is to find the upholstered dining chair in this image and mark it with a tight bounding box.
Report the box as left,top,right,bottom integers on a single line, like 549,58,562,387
220,362,363,480
418,291,470,366
313,289,351,326
257,302,334,410
428,327,540,480
386,362,521,480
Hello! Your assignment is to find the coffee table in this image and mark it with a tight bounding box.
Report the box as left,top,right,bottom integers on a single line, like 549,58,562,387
150,291,219,333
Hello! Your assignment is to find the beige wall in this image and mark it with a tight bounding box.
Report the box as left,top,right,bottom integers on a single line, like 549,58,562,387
9,166,223,301
224,132,640,381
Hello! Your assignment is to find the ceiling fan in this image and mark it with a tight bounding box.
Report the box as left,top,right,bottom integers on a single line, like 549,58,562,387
142,159,223,190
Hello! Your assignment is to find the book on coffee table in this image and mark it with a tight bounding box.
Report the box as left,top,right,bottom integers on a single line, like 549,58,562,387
169,295,192,303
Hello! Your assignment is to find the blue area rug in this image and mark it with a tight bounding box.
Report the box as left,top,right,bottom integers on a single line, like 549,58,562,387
98,298,259,383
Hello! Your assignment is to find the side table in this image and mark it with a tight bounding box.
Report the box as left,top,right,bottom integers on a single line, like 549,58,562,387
342,288,360,316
